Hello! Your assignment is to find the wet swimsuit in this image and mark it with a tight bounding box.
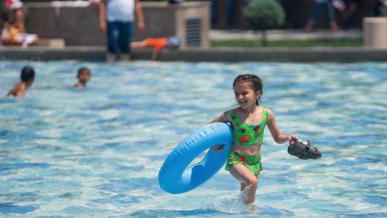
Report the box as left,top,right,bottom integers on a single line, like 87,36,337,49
225,107,269,176
230,108,268,146
225,151,263,176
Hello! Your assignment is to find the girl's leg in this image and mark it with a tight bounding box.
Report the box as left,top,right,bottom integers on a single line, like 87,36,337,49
229,164,258,204
241,182,246,191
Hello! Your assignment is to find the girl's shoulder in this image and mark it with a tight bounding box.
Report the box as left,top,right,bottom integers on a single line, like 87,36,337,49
228,107,237,112
224,109,236,117
259,105,271,111
260,107,277,121
227,107,242,117
220,108,240,122
228,106,273,116
261,106,271,113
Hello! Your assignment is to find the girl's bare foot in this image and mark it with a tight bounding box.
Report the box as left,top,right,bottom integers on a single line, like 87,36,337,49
245,203,261,213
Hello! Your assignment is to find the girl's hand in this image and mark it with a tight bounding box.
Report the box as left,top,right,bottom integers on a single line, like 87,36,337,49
287,134,298,145
210,145,225,153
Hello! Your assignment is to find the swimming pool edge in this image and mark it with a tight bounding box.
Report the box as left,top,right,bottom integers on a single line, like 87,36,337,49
1,47,386,62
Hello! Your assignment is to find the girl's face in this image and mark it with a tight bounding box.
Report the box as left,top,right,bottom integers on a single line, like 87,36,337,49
78,71,91,83
233,81,261,108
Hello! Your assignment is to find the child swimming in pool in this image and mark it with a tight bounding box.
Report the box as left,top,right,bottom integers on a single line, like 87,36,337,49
209,74,298,212
6,66,35,97
74,67,91,88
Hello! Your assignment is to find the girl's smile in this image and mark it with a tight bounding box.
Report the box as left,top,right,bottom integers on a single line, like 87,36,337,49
234,81,260,108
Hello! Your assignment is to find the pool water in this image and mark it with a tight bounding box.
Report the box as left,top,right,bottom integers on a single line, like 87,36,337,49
0,61,386,217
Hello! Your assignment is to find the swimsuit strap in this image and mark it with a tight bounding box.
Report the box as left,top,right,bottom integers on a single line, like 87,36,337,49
230,107,268,125
229,110,244,126
230,107,269,146
262,107,269,122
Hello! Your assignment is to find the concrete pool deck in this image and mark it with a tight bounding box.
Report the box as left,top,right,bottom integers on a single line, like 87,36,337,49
0,29,386,62
209,29,363,41
1,46,387,62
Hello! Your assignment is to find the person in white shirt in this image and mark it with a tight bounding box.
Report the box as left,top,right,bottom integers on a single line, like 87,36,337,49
99,0,145,63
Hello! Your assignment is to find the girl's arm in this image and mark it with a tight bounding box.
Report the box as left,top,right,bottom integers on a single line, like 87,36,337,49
267,109,298,145
209,110,233,124
209,114,224,124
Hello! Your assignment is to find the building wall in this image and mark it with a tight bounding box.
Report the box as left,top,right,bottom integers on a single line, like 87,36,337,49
25,2,210,48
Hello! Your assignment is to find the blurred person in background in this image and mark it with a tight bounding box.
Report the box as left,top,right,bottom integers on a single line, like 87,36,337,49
131,36,181,61
74,67,91,88
5,0,25,33
99,0,145,63
340,0,362,26
210,0,234,24
332,0,346,12
6,66,35,98
0,7,8,46
338,0,385,28
305,0,339,31
0,3,38,48
373,0,386,17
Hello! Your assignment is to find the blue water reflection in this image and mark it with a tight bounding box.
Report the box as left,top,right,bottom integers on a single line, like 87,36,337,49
0,61,386,217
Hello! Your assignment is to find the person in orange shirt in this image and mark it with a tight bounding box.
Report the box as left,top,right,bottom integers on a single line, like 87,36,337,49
131,36,181,60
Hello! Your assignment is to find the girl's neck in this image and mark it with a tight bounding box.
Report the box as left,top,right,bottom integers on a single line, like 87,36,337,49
239,105,259,114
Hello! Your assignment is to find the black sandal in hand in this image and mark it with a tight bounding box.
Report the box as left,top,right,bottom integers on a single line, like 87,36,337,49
288,140,322,160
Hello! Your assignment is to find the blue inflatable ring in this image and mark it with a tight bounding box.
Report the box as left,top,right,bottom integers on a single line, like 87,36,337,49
158,122,233,194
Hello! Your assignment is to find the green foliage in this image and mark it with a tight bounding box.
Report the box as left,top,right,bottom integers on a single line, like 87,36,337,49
244,0,285,31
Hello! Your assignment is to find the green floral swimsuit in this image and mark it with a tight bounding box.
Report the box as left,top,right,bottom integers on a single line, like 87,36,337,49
225,107,269,176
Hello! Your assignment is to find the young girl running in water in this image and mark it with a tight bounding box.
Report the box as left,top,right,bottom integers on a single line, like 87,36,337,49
209,74,298,212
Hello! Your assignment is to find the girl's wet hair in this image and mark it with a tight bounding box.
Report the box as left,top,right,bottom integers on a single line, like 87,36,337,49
78,67,90,76
233,74,263,105
20,66,35,82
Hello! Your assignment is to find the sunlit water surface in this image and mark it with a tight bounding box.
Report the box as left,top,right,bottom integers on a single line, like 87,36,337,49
0,61,386,218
